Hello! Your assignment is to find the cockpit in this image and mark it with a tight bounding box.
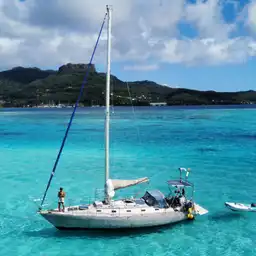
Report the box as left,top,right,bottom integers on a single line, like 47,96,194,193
165,179,194,209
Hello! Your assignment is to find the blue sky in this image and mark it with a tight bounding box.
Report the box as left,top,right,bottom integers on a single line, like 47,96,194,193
2,0,256,92
106,61,256,92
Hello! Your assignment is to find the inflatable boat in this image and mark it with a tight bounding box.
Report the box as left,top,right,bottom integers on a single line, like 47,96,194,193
225,202,256,212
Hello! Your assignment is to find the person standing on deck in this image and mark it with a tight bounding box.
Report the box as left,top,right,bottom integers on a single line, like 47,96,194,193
58,187,66,212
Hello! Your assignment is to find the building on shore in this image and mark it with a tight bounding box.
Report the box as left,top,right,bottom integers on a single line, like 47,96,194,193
149,102,167,106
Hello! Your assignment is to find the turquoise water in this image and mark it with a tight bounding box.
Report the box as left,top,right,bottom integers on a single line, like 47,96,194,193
0,106,256,256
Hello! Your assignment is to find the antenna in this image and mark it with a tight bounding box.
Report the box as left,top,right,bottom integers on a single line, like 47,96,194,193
179,167,191,181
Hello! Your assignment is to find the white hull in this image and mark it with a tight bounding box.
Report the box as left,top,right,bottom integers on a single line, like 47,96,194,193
40,211,187,229
39,202,192,229
39,196,208,229
225,202,256,212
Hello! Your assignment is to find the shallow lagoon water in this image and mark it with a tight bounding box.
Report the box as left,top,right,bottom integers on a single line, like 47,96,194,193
0,106,256,256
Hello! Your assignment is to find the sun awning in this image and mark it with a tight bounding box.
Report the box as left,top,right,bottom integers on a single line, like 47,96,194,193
167,179,193,187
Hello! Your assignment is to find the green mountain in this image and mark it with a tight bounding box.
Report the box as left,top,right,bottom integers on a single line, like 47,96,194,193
0,63,255,107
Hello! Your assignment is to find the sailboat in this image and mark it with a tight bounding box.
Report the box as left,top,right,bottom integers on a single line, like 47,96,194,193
38,5,208,229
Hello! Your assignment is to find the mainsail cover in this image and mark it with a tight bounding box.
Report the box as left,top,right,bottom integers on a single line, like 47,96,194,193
111,177,149,190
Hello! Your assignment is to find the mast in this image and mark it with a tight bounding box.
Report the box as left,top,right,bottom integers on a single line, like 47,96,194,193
104,5,112,202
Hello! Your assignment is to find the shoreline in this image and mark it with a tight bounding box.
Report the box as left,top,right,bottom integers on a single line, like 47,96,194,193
1,104,256,110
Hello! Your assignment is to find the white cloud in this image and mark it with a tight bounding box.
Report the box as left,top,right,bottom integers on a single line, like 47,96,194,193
248,0,256,32
123,64,159,71
185,0,236,40
0,0,255,70
160,83,180,88
158,37,256,65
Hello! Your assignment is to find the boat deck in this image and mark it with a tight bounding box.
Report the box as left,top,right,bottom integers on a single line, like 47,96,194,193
40,199,182,217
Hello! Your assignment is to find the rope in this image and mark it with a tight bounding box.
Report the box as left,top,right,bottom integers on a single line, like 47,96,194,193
40,13,108,208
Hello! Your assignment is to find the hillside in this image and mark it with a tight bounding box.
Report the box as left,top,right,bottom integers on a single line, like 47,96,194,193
0,63,255,107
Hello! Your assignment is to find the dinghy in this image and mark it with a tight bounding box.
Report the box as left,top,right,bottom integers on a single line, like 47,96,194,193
225,202,256,212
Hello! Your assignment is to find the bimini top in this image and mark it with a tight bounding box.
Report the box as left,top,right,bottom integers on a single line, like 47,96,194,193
141,190,168,208
167,179,193,187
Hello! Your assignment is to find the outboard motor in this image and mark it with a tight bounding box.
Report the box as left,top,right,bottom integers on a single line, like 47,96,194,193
251,203,256,207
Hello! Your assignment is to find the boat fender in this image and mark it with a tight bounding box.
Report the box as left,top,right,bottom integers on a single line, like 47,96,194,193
187,213,194,220
187,207,194,219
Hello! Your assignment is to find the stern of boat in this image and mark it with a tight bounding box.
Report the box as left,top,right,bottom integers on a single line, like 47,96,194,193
193,203,208,216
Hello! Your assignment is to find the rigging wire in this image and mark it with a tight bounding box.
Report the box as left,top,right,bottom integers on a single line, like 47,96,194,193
109,71,115,175
40,12,108,208
111,75,115,114
126,82,145,197
126,82,142,145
